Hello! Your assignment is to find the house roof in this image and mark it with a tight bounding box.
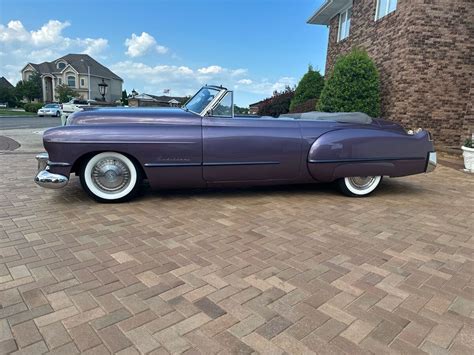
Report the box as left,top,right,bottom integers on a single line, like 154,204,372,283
0,77,14,89
25,54,123,81
307,0,352,25
249,99,269,107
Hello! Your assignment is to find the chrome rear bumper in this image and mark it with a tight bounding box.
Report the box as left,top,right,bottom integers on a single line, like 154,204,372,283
34,153,69,189
426,152,437,173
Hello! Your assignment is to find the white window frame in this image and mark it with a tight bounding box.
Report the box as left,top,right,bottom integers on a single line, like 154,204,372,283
375,0,397,21
67,75,76,88
80,78,85,87
337,5,352,42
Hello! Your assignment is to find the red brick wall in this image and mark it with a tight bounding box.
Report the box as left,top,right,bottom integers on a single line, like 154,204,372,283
325,0,473,147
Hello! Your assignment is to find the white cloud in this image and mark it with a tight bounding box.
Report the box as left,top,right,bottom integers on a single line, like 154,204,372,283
198,65,223,75
0,20,29,42
77,38,109,56
31,20,70,46
110,60,296,105
231,68,248,77
0,19,109,84
125,32,168,57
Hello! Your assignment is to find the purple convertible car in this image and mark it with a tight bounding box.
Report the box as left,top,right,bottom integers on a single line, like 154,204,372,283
35,85,436,202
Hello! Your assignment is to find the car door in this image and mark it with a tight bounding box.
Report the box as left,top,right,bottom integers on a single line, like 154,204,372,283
202,92,302,182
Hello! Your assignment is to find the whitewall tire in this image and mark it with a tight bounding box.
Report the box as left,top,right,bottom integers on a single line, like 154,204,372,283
338,176,382,197
80,152,141,202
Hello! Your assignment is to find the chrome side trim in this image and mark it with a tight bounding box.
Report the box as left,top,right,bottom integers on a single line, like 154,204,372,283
308,157,424,164
144,163,201,167
204,161,280,166
426,152,437,173
144,161,280,168
35,170,69,189
47,140,196,144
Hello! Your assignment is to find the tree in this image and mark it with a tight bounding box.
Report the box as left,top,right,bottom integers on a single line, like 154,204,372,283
289,65,324,113
0,87,17,107
121,90,129,105
317,48,381,117
16,72,43,102
234,104,249,115
257,86,295,117
55,84,79,103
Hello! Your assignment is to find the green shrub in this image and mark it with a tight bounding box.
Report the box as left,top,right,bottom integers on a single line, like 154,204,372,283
257,86,295,117
24,102,44,113
318,48,381,117
464,138,473,148
289,66,324,113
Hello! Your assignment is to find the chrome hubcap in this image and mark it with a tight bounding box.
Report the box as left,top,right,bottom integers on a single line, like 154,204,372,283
348,176,378,190
92,158,130,193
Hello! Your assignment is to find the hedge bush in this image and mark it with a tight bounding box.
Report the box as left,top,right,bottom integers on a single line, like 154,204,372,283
24,102,44,113
257,87,295,117
318,48,381,117
290,98,318,114
289,66,324,113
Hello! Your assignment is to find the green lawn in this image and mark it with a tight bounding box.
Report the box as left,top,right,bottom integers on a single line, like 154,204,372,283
0,110,35,116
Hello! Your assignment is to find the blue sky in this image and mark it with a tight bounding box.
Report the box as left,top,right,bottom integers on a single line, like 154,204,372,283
0,0,328,106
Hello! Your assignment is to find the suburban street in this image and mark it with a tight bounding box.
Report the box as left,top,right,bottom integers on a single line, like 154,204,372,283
0,116,61,130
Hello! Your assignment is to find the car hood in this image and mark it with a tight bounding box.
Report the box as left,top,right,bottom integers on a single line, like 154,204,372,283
67,107,198,126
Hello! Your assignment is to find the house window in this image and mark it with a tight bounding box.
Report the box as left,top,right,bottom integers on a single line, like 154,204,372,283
376,0,397,20
57,62,66,70
80,78,85,87
58,78,62,85
338,6,352,42
67,76,76,87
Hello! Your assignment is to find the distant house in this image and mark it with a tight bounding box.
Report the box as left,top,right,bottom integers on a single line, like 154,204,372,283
0,77,14,89
249,99,267,115
21,54,123,103
128,93,188,107
308,0,473,147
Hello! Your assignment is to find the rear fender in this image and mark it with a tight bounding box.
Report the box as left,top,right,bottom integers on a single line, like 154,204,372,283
308,128,434,182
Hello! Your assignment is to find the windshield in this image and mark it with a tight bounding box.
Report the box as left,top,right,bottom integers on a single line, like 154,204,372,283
184,87,221,115
45,104,59,108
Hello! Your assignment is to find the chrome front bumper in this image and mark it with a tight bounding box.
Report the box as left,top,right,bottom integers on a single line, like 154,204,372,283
34,153,69,189
426,152,437,173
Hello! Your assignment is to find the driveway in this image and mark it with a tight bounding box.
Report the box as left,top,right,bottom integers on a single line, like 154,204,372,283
0,154,473,354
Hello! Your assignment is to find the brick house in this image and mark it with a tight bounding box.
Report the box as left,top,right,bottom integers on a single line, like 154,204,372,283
308,0,473,148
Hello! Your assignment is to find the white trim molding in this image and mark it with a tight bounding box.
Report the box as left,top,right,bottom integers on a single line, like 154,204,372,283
337,5,352,42
308,0,353,25
375,0,398,21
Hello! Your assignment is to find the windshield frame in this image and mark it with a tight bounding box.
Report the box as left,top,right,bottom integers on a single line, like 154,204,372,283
183,86,227,116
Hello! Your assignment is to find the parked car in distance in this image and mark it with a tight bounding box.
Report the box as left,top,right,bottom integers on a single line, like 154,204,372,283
60,98,88,118
60,99,102,125
37,103,61,117
0,103,7,108
35,85,436,202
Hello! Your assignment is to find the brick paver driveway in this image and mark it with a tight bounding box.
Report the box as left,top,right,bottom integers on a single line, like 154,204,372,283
1,154,473,354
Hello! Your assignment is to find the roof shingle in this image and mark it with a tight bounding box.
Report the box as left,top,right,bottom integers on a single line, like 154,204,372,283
26,54,122,81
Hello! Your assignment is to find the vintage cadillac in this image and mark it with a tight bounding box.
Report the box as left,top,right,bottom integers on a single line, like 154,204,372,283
35,85,436,202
